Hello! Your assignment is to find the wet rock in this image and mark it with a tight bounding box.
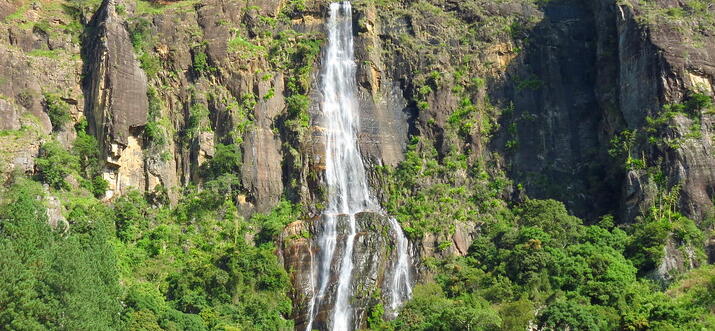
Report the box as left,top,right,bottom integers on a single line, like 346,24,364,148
280,212,413,330
278,219,317,330
352,1,411,169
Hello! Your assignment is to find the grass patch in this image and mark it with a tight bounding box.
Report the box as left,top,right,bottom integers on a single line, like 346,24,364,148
135,0,199,15
227,35,267,60
26,49,62,59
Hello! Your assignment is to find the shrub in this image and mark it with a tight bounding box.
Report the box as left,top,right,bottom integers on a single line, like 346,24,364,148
114,191,150,242
684,92,713,113
73,130,101,175
285,94,310,128
90,176,109,198
145,87,166,145
192,48,213,75
36,141,79,190
200,143,241,180
44,93,72,131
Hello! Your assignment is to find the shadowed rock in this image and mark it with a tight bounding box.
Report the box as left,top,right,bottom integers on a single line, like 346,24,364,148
84,0,148,152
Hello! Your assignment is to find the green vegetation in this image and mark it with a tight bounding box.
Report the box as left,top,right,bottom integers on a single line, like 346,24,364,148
609,92,714,170
627,0,715,37
191,46,215,76
379,137,509,239
144,87,167,146
128,17,161,78
134,0,199,16
227,35,267,60
186,101,211,142
113,182,294,329
4,1,714,331
43,93,72,131
27,49,62,59
384,196,713,330
35,140,80,190
1,163,296,329
0,178,121,329
374,124,711,330
285,94,311,129
73,119,108,198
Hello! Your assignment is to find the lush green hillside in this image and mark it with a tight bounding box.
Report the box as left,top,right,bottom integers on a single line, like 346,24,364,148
1,0,714,330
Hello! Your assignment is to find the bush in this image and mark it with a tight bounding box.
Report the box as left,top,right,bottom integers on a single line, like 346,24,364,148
114,191,150,242
90,176,109,198
44,93,72,131
192,48,213,75
285,94,310,128
73,128,101,175
684,92,713,113
200,144,241,180
537,296,616,330
393,283,501,331
36,140,79,190
253,200,300,245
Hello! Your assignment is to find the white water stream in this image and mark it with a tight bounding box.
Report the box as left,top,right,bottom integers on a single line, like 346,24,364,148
304,2,413,330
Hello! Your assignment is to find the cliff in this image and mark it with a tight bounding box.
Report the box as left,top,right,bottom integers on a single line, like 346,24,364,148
1,0,714,329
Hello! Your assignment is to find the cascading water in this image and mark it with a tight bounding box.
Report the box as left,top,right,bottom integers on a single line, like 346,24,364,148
304,2,413,330
386,217,413,317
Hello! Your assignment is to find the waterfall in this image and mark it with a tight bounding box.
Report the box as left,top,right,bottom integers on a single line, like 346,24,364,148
304,2,413,330
386,217,413,317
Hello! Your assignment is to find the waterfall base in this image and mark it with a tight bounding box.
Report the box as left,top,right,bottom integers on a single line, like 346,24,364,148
279,212,410,330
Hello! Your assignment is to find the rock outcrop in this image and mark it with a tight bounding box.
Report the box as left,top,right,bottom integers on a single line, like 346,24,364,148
83,0,149,197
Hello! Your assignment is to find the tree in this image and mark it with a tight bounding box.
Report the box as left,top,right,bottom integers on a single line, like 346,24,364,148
35,140,80,190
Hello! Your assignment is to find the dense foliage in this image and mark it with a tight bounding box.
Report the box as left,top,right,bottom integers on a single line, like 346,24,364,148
373,129,713,330
0,179,120,329
0,172,295,330
384,198,714,330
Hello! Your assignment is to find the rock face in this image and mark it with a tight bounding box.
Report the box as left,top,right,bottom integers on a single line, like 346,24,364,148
0,0,19,20
0,98,21,130
503,1,612,219
610,1,715,227
655,235,702,284
0,1,85,178
84,0,148,150
352,2,412,169
241,74,287,212
83,0,149,197
279,212,411,330
278,3,715,321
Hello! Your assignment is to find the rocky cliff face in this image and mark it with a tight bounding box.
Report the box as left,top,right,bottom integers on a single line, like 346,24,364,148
2,0,715,328
616,1,715,225
340,0,715,283
0,0,85,176
84,0,149,199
